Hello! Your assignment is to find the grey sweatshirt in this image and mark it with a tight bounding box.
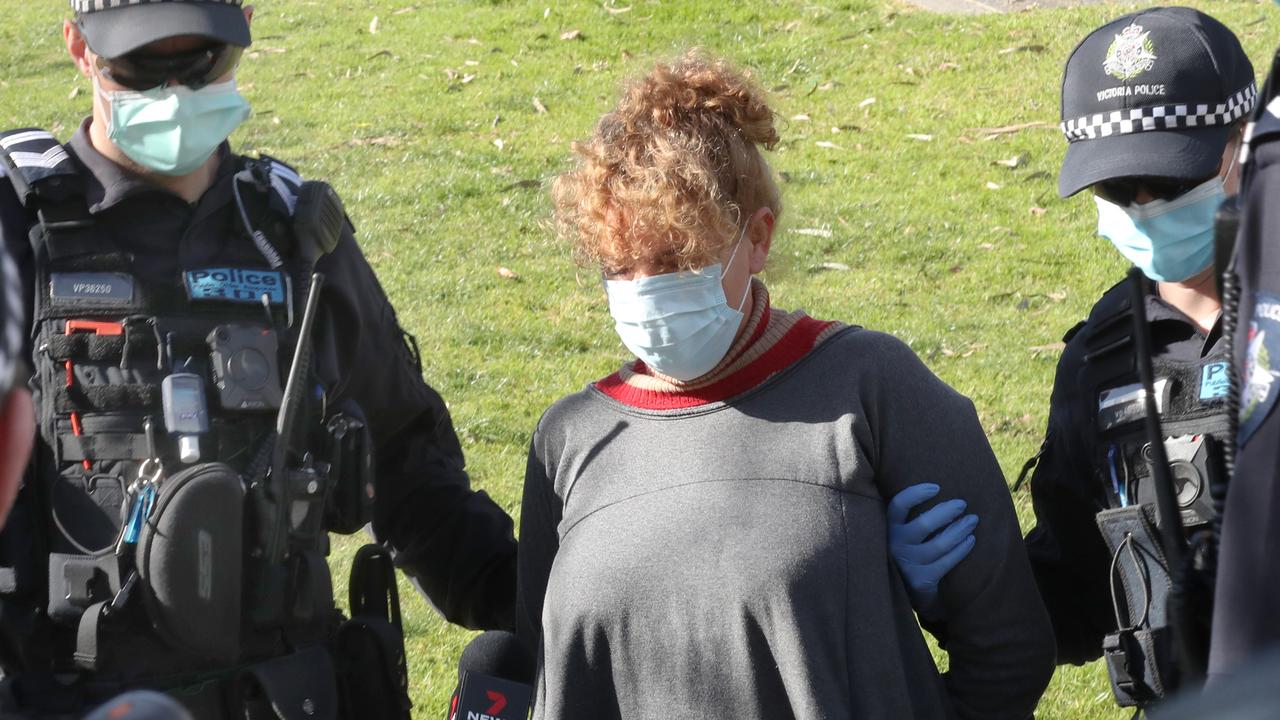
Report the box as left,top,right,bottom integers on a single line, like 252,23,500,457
518,327,1055,719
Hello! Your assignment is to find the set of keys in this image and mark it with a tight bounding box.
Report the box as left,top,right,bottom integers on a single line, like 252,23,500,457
116,459,164,555
106,459,164,615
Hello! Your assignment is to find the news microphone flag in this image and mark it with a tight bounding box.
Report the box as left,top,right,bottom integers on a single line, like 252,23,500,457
448,631,534,720
451,673,533,720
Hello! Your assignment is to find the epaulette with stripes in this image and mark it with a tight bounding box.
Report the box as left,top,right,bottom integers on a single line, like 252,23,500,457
256,154,303,220
0,128,81,207
1252,96,1280,145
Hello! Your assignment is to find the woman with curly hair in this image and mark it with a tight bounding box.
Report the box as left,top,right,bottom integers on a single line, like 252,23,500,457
517,51,1055,719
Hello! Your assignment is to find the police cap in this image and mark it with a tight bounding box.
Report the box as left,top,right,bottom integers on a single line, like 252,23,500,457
1057,7,1255,198
72,0,251,60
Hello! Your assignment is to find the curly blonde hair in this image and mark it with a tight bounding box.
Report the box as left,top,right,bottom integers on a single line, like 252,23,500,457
553,50,782,271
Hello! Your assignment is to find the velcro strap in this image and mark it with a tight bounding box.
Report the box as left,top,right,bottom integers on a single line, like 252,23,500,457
56,384,160,413
58,433,150,462
44,334,158,363
74,600,109,672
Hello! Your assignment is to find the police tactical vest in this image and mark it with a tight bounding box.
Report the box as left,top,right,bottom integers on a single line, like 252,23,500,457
1074,282,1227,707
0,129,403,718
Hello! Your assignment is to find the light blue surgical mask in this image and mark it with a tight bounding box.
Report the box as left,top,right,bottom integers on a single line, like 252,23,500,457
96,77,250,176
605,232,751,382
1094,173,1228,282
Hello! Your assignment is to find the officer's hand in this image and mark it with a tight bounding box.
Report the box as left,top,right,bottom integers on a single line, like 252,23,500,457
887,483,979,616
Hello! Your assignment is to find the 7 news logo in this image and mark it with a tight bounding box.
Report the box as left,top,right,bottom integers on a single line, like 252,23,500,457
463,690,510,720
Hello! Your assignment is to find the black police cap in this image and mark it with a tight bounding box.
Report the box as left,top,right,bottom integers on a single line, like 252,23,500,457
1057,7,1255,198
72,0,251,60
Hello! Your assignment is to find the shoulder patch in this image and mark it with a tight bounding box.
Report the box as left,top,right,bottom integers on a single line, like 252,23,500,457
1240,290,1280,445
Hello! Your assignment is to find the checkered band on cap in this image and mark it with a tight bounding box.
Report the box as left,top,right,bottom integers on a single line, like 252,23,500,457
1062,83,1258,142
71,0,241,12
0,246,22,398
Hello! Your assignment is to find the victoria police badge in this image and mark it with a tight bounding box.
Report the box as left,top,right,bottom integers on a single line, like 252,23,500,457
1103,23,1157,81
1240,292,1280,444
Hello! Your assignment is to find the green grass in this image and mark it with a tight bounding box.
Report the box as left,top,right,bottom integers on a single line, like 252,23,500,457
3,1,1277,717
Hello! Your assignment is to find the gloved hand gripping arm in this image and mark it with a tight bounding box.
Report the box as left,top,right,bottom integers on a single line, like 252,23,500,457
887,483,978,617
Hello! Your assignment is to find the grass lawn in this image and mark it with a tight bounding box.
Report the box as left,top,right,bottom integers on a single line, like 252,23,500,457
3,1,1277,717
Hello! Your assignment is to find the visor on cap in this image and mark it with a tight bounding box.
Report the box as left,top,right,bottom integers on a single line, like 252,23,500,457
1058,124,1232,198
77,1,250,60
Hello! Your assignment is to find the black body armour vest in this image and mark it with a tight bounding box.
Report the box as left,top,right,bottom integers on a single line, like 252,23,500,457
0,130,403,719
1074,283,1227,707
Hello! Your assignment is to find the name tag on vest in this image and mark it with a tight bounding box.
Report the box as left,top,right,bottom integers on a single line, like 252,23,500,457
1098,378,1168,432
184,268,288,305
49,272,135,305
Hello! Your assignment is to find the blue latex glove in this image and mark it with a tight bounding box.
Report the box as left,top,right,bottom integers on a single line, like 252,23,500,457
887,483,979,614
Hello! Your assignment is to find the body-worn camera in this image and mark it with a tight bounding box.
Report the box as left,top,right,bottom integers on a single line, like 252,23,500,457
1135,434,1217,528
207,323,284,411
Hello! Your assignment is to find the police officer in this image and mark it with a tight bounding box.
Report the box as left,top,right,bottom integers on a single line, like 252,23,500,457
0,1,517,717
1020,7,1254,708
1210,15,1280,686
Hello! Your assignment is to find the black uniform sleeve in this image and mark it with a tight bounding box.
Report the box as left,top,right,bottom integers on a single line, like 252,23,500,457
1023,345,1118,665
313,228,517,631
1210,127,1280,679
515,428,561,657
861,332,1055,720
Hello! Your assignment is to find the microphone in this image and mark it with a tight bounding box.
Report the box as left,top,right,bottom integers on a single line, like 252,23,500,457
83,690,194,720
448,631,535,720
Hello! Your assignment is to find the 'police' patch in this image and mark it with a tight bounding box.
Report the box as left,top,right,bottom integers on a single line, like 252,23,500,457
1199,362,1230,401
184,268,287,305
50,272,134,304
1240,292,1280,445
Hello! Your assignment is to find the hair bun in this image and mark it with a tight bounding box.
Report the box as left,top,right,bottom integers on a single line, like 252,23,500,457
620,50,778,150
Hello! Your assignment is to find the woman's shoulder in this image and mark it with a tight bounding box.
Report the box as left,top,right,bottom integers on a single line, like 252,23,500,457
534,383,613,441
808,325,925,372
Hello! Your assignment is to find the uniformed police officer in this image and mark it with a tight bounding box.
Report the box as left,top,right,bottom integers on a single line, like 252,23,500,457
1021,7,1254,708
1210,15,1280,687
0,1,517,717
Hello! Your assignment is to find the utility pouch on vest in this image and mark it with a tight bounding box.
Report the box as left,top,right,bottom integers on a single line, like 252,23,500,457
322,402,375,535
1103,626,1172,707
333,545,411,720
48,552,120,626
1097,504,1175,706
136,462,243,663
233,645,339,720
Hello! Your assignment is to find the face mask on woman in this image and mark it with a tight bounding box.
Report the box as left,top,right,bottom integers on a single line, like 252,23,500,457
96,77,251,176
1094,152,1235,283
604,229,751,382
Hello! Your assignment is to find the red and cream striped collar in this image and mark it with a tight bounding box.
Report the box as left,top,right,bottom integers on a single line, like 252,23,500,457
595,279,845,410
